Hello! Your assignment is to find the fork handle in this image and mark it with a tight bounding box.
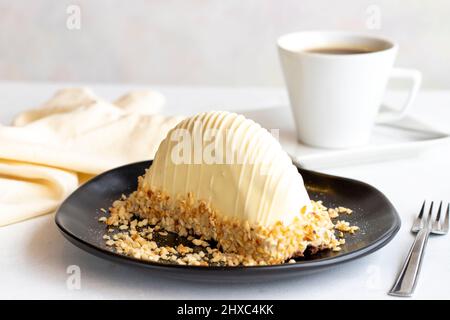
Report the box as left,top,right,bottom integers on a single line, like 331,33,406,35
388,228,430,297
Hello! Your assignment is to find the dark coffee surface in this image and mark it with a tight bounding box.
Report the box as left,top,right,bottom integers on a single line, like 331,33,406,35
305,47,373,54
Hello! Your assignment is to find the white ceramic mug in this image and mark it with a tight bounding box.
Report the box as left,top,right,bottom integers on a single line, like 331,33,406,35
278,31,421,149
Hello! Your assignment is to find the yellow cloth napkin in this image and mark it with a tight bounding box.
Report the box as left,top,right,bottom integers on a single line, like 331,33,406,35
0,88,183,226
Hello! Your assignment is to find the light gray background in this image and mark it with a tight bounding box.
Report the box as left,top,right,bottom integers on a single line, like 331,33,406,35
0,0,449,88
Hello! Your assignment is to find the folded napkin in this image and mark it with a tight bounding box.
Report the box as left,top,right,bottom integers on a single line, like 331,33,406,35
0,88,183,226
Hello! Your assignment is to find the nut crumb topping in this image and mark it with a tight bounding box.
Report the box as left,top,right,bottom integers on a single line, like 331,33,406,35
98,177,357,266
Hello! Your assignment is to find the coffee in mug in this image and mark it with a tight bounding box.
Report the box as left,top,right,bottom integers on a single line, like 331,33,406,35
278,31,421,149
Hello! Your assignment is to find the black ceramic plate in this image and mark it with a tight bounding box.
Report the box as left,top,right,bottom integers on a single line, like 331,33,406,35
55,160,400,282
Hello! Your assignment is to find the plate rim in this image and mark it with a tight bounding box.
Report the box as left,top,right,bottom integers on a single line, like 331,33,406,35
55,160,401,272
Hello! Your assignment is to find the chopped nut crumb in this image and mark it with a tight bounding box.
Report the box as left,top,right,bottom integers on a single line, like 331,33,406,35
192,239,209,247
328,208,339,218
335,220,359,234
99,198,357,266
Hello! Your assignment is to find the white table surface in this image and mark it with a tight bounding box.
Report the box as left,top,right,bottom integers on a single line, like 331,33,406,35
0,81,449,300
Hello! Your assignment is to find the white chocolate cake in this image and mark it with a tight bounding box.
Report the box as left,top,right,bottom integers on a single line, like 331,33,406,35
108,111,341,265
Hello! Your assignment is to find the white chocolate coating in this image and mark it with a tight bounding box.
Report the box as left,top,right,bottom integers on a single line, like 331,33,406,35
142,111,310,227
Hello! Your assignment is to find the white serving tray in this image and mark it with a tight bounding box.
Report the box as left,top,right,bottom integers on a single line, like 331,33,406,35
242,107,450,170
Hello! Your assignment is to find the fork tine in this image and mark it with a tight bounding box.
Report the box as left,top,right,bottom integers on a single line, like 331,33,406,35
412,200,427,232
444,203,449,232
418,200,425,219
426,201,434,226
436,201,443,222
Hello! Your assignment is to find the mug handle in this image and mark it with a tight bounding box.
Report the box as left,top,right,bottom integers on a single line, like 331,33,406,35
375,68,422,124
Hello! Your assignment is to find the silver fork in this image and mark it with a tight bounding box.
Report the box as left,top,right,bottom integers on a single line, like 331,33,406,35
389,201,449,297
